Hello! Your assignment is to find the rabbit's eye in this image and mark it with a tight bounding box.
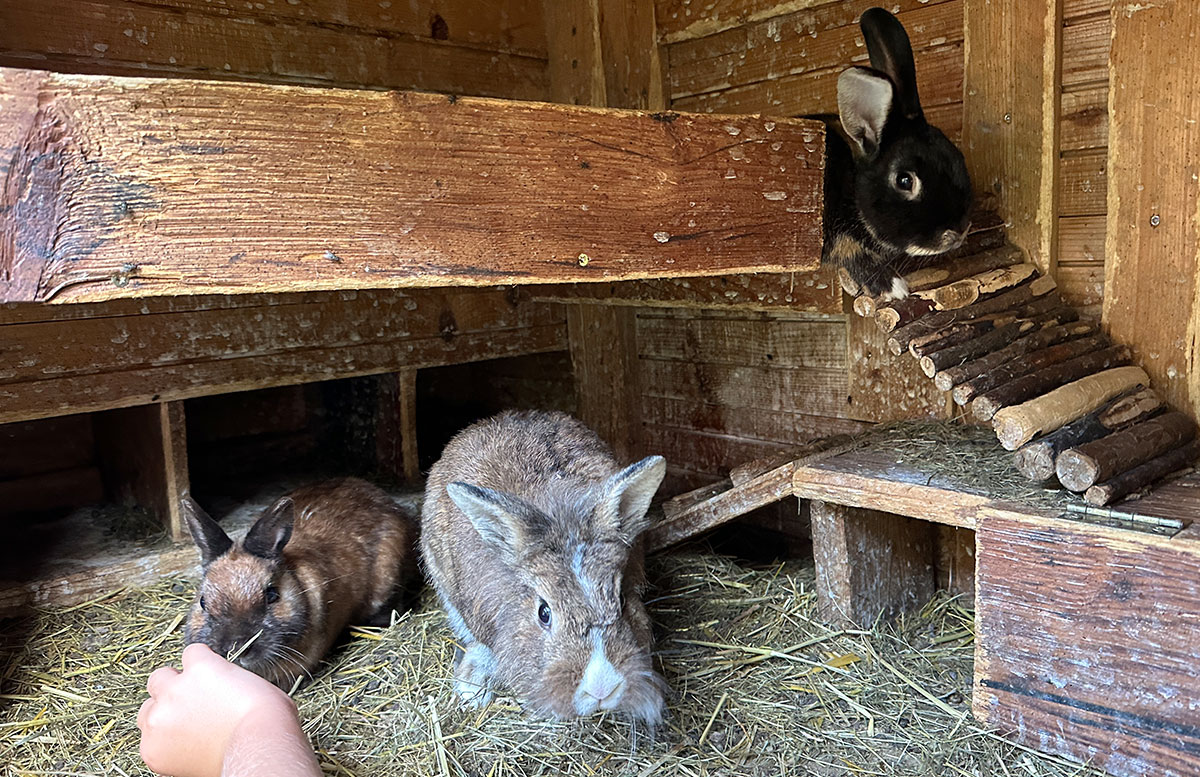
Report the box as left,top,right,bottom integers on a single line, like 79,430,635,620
537,599,552,629
895,172,914,191
199,596,208,612
264,586,280,605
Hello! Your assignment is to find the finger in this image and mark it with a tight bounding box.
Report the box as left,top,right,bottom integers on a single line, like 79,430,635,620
136,697,154,731
146,666,179,697
181,641,217,668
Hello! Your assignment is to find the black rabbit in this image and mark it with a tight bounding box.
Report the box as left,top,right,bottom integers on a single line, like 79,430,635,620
820,7,973,299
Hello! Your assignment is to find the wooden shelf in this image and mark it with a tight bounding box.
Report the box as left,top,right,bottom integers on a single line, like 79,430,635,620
0,68,824,304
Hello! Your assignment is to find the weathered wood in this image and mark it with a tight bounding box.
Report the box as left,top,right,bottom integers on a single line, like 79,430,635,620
856,242,1023,319
975,507,1200,777
568,305,642,462
886,275,1058,355
0,415,95,480
953,331,1106,405
642,359,852,420
847,311,950,423
919,320,1038,378
377,370,421,484
1060,13,1111,88
530,270,843,313
992,366,1150,451
934,320,1098,392
647,461,796,551
874,296,937,333
94,401,190,541
641,396,871,451
1059,84,1109,153
909,318,1001,359
1085,440,1200,507
1013,387,1165,482
963,0,1061,273
936,525,976,604
917,262,1038,311
0,69,824,303
1056,412,1197,493
0,289,566,425
811,501,936,628
0,0,549,99
1104,1,1200,423
1058,149,1107,217
636,312,847,369
973,344,1131,422
0,466,105,518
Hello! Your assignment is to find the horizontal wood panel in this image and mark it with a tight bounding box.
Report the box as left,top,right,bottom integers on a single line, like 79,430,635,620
0,71,824,303
668,0,960,99
1061,15,1110,88
128,0,548,56
1060,84,1108,152
0,289,559,385
1058,150,1108,217
643,395,870,444
1055,264,1105,309
640,359,850,418
0,323,565,425
0,416,96,479
1063,0,1112,21
0,0,547,97
976,508,1200,777
637,314,847,368
644,423,792,477
0,466,105,517
655,0,842,43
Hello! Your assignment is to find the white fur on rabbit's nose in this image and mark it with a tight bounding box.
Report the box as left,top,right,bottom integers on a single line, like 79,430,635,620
574,629,626,716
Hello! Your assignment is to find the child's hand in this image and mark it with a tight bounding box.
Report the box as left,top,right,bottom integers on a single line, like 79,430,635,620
137,643,300,777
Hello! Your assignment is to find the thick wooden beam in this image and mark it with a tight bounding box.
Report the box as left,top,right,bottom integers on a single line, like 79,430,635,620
1104,1,1200,422
963,0,1062,271
0,68,823,303
377,369,421,484
567,304,642,461
811,501,936,628
975,507,1200,777
94,401,190,541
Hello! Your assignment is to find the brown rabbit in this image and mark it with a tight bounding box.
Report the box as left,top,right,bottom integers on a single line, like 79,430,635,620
421,410,668,724
182,477,417,688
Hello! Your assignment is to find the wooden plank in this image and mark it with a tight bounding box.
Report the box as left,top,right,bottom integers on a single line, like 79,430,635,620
1104,1,1200,422
0,0,547,98
811,501,936,627
1056,264,1105,309
568,305,642,461
2,324,567,426
975,507,1200,777
668,1,961,100
0,69,824,303
644,423,794,473
94,401,190,540
636,314,847,369
1059,84,1109,152
377,369,421,484
1058,150,1108,217
1057,214,1107,266
128,0,550,57
0,415,95,479
655,0,842,43
1060,14,1111,89
642,396,871,445
963,0,1061,273
641,360,851,418
529,269,843,313
847,313,951,423
1063,0,1112,20
936,525,976,603
0,466,105,518
646,461,796,550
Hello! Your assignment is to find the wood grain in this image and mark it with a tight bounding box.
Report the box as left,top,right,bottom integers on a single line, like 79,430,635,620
975,507,1200,777
811,501,936,628
1056,411,1197,492
376,370,420,484
971,344,1131,421
1104,0,1200,423
0,69,824,303
1085,440,1200,507
847,312,951,423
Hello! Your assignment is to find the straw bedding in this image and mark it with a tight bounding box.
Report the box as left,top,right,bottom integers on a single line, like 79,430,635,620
2,548,1102,776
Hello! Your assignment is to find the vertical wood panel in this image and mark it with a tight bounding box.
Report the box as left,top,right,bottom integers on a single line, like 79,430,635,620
1104,0,1200,421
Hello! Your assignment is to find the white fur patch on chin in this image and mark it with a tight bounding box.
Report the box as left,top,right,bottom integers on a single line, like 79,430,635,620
882,276,909,301
454,642,496,708
574,632,625,716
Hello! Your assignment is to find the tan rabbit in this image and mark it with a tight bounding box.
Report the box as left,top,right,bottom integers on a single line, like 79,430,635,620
421,410,668,724
182,477,418,688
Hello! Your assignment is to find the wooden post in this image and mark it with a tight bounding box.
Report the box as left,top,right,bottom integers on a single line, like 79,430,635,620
94,401,190,541
1104,1,1200,422
963,0,1062,272
810,501,936,628
377,369,420,483
546,0,666,461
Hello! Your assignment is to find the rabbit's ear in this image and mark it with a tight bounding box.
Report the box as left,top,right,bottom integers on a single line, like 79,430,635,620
243,496,295,560
838,67,893,158
181,495,233,566
600,455,666,543
447,482,548,561
860,7,923,120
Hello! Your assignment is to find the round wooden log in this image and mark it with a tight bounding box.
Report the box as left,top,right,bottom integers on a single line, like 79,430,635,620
919,262,1037,310
853,294,877,317
972,344,1131,422
1012,387,1164,481
952,333,1108,404
1056,411,1197,492
919,320,1037,377
875,295,937,333
934,320,1097,392
837,267,861,297
886,274,1057,355
1085,439,1200,506
991,365,1150,451
909,318,999,358
901,244,1024,294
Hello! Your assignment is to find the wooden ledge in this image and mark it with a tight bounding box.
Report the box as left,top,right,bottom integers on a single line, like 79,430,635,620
0,67,823,303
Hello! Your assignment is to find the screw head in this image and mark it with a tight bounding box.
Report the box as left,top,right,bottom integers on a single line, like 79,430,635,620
1150,214,1161,227
578,253,590,266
